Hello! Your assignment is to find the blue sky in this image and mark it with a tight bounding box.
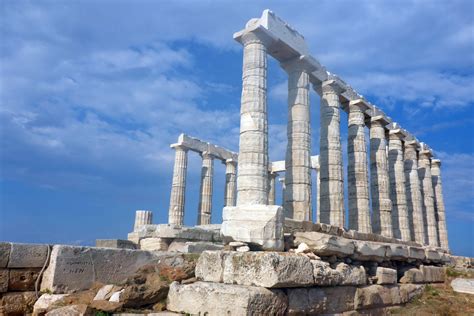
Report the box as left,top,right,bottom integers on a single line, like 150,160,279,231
1,0,473,256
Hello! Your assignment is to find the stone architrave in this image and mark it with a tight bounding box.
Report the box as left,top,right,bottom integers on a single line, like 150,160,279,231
388,127,411,241
198,151,214,225
168,144,188,226
268,172,278,205
369,116,393,237
418,146,439,247
347,99,372,233
431,159,449,249
282,59,312,221
317,80,345,227
404,140,425,244
134,210,153,231
224,159,237,207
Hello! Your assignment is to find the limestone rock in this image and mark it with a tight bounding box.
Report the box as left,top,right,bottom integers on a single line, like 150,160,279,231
399,284,424,303
141,238,169,251
354,285,401,309
94,284,116,301
420,265,445,283
425,248,442,262
33,294,69,316
195,251,230,283
167,281,288,315
294,232,355,257
168,241,224,253
109,289,124,302
45,304,91,315
154,224,221,242
408,246,426,260
376,267,397,285
222,252,314,288
0,242,11,268
8,243,49,268
389,244,409,260
96,239,137,250
311,260,342,285
236,246,250,252
295,242,310,253
335,262,367,285
287,286,356,315
0,291,37,315
8,268,41,291
0,269,7,292
352,241,389,262
451,278,474,294
399,268,424,284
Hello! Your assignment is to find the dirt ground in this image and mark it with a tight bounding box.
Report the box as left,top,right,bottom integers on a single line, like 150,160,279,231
391,268,474,316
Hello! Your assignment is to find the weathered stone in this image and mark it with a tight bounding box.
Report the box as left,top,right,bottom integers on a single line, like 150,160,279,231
8,268,41,291
168,241,224,253
389,244,409,260
167,281,288,315
376,267,397,285
335,262,367,285
353,241,389,261
0,291,37,315
94,284,116,301
141,238,169,251
295,242,310,254
146,224,222,242
451,278,474,294
8,243,49,268
399,268,424,284
287,286,356,315
222,252,314,288
354,285,401,309
310,260,366,286
168,144,189,226
33,294,69,315
0,242,11,268
45,304,90,316
420,265,445,283
96,239,137,250
236,246,250,252
109,289,124,302
197,152,214,225
294,231,355,257
195,251,230,283
221,205,284,251
425,248,442,262
229,241,247,247
408,246,426,260
0,269,8,292
399,284,425,303
41,245,162,293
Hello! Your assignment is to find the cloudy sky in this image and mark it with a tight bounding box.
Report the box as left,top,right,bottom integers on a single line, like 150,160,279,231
1,0,473,256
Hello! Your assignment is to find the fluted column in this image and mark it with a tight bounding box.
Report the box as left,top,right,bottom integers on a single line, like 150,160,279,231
404,140,425,244
134,210,153,231
168,144,188,226
224,159,237,207
418,147,439,247
431,159,449,249
282,60,312,221
317,80,345,227
279,177,286,206
236,32,269,206
347,100,372,233
198,151,214,225
369,117,393,237
316,168,321,223
388,129,411,241
268,172,278,205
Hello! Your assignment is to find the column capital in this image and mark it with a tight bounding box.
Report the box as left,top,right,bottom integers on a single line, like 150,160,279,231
237,29,275,47
225,158,238,165
419,142,433,157
317,79,346,95
348,98,371,114
280,55,317,74
200,151,215,159
170,143,188,152
431,158,441,166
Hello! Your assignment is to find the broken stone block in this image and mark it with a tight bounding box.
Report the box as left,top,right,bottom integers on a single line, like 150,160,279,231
408,246,426,260
354,285,401,309
94,284,116,301
311,260,342,286
0,269,8,292
287,286,356,315
168,241,224,253
352,241,389,262
8,243,49,268
451,278,474,294
221,205,284,251
195,251,231,283
0,291,37,315
96,239,137,249
389,244,409,260
140,238,169,251
222,252,314,288
0,243,11,268
154,224,221,242
167,281,288,315
425,248,442,262
376,267,397,285
420,265,445,283
33,293,69,315
294,231,355,257
399,268,424,284
45,304,91,315
335,262,367,286
8,268,41,291
399,284,424,303
41,245,162,293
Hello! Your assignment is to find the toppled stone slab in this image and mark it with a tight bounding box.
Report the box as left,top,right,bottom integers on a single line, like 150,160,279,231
167,281,287,315
96,239,137,250
8,268,41,291
140,238,169,251
376,267,397,285
41,245,169,293
294,232,355,257
168,241,224,253
354,285,401,310
451,278,474,294
8,243,49,268
287,286,356,315
420,265,445,283
0,243,11,268
221,205,284,251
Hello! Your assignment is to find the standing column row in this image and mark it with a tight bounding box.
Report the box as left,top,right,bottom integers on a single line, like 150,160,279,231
431,159,449,249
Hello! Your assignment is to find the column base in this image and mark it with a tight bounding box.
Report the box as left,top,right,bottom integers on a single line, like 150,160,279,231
221,205,284,251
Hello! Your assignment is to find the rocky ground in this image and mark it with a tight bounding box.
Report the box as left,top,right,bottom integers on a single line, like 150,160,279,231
391,268,474,315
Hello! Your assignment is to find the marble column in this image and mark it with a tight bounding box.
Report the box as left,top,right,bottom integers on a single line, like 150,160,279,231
316,168,321,223
268,172,278,205
404,140,425,244
236,32,269,206
168,144,188,226
388,128,411,241
347,100,372,233
197,151,214,225
431,159,449,249
282,60,312,221
418,147,439,247
318,80,345,227
369,117,393,237
224,159,237,207
134,210,153,231
279,177,286,206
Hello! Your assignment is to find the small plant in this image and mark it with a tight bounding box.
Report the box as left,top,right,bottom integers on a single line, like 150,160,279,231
425,284,440,296
446,267,466,278
95,311,110,316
